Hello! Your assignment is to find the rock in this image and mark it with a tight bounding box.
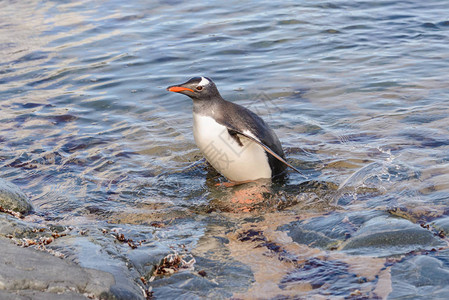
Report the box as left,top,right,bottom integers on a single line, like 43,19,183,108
0,178,33,214
0,217,149,299
278,210,384,249
0,214,38,238
0,289,88,300
53,234,149,300
341,216,444,256
389,250,449,299
432,216,449,234
0,237,119,299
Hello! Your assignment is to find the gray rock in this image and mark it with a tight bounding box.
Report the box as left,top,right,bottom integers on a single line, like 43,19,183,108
278,210,384,249
0,289,88,300
0,237,120,299
0,214,38,238
0,217,148,299
389,250,449,299
51,233,152,300
432,216,449,234
341,216,444,256
0,178,33,214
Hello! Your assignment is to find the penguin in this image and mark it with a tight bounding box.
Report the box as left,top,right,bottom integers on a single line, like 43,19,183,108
167,76,303,184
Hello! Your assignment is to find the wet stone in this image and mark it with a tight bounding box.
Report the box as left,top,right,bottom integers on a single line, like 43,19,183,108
279,257,366,297
149,218,254,299
49,228,162,300
341,216,444,257
0,289,88,300
389,250,449,299
0,214,37,238
431,216,449,234
150,255,253,299
0,216,164,300
237,229,266,242
0,237,116,299
278,210,383,249
0,178,33,214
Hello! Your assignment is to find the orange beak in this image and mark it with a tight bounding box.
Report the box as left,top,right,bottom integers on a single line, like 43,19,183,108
167,86,194,93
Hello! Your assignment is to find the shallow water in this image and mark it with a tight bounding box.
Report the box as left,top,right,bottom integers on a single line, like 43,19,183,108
1,0,449,298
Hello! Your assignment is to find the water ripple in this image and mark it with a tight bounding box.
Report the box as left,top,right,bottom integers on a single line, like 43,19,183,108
1,0,449,298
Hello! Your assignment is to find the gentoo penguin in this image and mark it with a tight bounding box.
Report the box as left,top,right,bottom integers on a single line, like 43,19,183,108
167,76,302,184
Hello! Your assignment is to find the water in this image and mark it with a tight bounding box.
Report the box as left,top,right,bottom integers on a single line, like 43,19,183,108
1,0,449,298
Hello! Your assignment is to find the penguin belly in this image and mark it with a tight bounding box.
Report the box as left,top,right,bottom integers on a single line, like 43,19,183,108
193,114,272,182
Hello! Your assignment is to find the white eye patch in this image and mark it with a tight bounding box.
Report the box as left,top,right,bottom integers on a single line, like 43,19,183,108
198,76,210,86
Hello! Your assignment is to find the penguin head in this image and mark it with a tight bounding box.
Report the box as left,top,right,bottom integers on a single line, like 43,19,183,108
167,76,221,101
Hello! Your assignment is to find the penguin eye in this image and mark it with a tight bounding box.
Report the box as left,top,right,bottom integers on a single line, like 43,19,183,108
196,86,203,91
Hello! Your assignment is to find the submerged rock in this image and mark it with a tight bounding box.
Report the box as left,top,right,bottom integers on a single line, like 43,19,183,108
278,210,384,250
341,216,444,256
389,250,449,299
280,212,444,257
431,216,449,235
0,178,33,214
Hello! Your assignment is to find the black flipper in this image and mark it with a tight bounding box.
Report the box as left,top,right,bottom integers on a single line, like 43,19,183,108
227,129,244,147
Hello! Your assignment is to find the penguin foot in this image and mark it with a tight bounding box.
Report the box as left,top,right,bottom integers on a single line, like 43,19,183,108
215,180,258,187
215,181,238,187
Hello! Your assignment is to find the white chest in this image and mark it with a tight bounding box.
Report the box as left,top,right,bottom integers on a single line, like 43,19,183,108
192,113,271,181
